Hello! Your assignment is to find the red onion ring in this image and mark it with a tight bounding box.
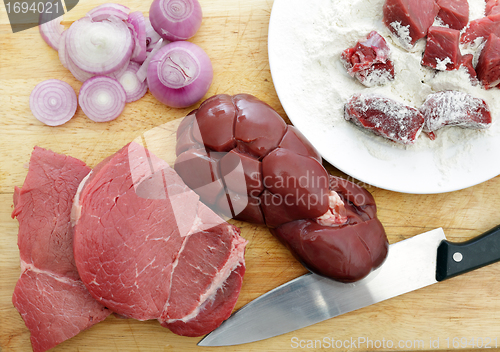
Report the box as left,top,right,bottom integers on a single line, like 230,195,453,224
145,17,164,51
128,12,147,64
116,61,148,102
78,76,126,122
61,27,130,83
67,56,94,82
87,3,130,21
147,41,213,108
65,16,134,75
149,0,202,41
58,30,68,69
29,79,77,126
136,38,165,82
38,15,64,50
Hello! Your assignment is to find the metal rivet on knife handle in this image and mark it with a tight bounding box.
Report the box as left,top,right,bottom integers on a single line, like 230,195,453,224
452,252,463,262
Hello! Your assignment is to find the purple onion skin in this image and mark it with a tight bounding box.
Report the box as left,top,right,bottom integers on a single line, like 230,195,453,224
149,0,203,41
147,41,213,108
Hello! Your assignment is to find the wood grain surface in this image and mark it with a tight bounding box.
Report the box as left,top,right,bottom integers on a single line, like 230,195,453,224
1,0,500,351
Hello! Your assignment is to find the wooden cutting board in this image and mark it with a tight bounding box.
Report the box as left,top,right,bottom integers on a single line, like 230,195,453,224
1,1,500,351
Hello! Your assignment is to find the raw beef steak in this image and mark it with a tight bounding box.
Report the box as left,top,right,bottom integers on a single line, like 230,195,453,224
476,33,500,89
340,31,395,87
344,93,425,144
73,142,247,337
436,0,469,30
422,27,461,70
12,147,110,352
420,90,492,139
383,0,439,49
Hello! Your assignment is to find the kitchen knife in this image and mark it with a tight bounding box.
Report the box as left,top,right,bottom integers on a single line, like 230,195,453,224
198,225,500,346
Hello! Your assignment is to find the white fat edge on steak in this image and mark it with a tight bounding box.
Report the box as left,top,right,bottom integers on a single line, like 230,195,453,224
19,260,84,286
161,225,247,324
71,170,93,227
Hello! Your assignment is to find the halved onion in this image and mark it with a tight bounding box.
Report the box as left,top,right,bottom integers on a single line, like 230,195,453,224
147,41,213,108
79,76,126,122
29,79,77,126
65,16,133,75
116,61,148,102
149,0,202,41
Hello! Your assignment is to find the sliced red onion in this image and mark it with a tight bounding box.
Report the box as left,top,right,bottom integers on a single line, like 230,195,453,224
87,3,130,21
63,31,130,83
29,79,77,126
145,16,164,51
58,30,68,69
65,16,133,75
79,76,126,122
147,41,213,108
107,60,130,80
68,57,95,82
70,58,128,83
116,61,148,102
39,15,64,50
128,12,147,63
149,0,202,41
136,38,165,82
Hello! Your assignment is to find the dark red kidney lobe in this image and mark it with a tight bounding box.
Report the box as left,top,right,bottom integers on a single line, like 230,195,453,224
271,176,389,282
233,94,288,158
193,94,237,152
219,149,263,196
173,148,225,206
174,93,329,228
261,148,329,221
278,125,322,162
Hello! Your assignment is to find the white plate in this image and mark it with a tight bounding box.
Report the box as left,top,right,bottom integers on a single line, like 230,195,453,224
268,0,500,194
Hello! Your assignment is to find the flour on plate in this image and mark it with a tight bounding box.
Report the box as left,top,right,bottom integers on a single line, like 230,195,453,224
274,0,499,178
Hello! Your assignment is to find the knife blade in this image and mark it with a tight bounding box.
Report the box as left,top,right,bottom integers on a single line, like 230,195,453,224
198,225,500,346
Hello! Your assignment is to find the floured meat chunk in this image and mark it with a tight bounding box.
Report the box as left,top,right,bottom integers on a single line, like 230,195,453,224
344,93,425,145
461,12,500,44
436,0,469,30
420,91,492,139
422,27,461,70
340,31,395,87
383,0,439,50
458,54,478,82
476,33,500,89
486,0,500,16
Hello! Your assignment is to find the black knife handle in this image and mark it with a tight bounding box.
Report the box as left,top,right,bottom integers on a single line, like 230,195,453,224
436,224,500,281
